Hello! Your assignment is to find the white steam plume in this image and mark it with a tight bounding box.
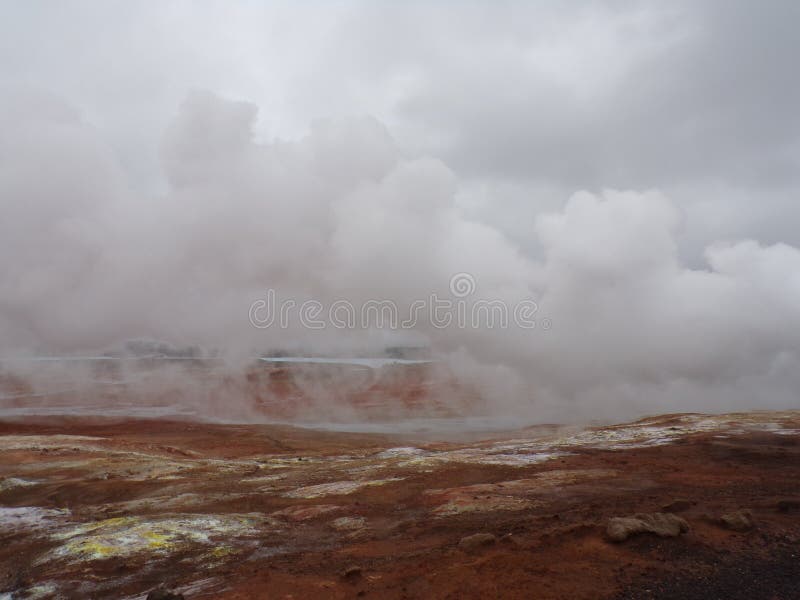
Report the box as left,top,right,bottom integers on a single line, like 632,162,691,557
2,88,799,422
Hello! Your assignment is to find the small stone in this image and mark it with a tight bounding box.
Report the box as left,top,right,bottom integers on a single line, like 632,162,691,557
342,565,362,579
607,513,689,542
330,516,366,531
458,532,497,550
719,509,754,531
777,499,800,513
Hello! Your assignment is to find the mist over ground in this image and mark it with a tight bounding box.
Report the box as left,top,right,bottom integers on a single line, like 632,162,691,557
1,1,799,423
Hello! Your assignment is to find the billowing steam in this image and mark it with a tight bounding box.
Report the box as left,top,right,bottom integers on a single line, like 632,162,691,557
2,88,800,422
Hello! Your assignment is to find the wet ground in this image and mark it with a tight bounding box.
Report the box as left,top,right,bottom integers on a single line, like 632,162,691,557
0,411,799,599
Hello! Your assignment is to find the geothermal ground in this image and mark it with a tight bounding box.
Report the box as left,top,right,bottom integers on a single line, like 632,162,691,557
1,410,799,599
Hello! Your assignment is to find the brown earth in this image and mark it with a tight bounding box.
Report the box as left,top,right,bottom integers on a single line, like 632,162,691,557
0,411,799,599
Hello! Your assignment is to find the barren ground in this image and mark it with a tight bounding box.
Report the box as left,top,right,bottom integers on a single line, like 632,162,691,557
1,411,799,599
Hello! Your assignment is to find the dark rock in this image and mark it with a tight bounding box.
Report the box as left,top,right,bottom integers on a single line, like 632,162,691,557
777,499,800,513
342,565,362,579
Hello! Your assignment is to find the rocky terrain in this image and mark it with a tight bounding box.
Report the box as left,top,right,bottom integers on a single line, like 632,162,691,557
0,411,799,599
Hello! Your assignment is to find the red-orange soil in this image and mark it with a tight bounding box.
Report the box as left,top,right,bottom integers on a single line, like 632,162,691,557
1,411,799,599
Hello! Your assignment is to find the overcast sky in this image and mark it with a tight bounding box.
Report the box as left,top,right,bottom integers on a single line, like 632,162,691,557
3,1,799,253
2,1,800,419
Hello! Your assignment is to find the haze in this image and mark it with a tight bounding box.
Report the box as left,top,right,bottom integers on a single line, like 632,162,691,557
1,0,800,422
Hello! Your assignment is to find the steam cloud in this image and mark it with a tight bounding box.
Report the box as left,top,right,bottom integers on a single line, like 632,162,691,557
2,88,800,422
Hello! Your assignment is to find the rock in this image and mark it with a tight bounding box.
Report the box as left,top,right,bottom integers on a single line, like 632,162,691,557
146,589,184,600
662,499,693,513
776,499,800,513
458,532,497,550
342,565,362,579
719,509,754,531
607,513,689,542
330,516,367,531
